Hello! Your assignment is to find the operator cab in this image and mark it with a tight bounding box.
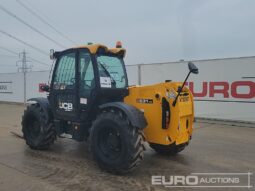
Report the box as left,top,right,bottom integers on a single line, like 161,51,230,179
47,43,129,122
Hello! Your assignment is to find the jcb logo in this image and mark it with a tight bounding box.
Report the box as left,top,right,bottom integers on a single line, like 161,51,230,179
59,102,73,111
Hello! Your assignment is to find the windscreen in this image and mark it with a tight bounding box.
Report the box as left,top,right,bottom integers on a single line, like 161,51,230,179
96,55,127,88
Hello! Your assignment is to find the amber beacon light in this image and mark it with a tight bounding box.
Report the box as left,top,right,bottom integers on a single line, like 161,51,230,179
116,41,122,48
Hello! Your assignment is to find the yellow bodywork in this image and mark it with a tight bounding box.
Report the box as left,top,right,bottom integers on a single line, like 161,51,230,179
76,44,126,56
124,82,194,146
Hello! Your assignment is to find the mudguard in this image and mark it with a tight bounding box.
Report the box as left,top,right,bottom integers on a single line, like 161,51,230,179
27,97,52,122
99,102,147,129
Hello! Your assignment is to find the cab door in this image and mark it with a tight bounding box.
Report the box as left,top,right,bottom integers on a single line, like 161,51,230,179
78,49,97,120
49,50,79,120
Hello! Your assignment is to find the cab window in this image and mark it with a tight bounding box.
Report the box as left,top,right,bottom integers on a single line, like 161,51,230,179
53,52,76,90
96,55,127,88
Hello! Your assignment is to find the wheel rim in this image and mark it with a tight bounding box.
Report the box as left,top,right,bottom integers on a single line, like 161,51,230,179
98,126,122,160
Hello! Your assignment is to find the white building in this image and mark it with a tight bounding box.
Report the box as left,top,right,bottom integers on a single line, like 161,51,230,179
1,56,254,122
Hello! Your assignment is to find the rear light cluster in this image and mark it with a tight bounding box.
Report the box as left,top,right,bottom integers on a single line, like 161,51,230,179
162,97,170,129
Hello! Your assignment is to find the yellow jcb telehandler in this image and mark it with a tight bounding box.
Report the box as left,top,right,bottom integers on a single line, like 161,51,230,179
22,42,198,173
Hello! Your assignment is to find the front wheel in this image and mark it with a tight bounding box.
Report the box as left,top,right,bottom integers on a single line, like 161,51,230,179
90,109,145,174
22,104,56,150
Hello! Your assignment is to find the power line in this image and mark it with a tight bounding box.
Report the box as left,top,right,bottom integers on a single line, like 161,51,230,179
0,45,50,66
0,64,17,67
0,46,18,55
28,57,49,66
16,0,77,45
0,4,66,49
0,30,48,56
0,54,17,58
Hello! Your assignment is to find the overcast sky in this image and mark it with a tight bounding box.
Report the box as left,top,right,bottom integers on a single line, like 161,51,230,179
0,0,255,73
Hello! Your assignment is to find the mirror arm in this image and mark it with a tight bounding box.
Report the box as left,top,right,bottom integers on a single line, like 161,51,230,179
172,71,191,107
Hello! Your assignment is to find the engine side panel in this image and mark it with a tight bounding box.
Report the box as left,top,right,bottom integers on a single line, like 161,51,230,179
124,82,194,145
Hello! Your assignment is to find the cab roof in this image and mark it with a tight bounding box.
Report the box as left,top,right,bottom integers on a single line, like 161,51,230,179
75,44,126,57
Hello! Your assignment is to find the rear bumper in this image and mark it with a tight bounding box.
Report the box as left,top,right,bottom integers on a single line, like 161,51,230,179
175,116,193,145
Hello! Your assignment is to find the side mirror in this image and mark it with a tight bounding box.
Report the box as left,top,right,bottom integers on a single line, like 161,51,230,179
172,61,199,106
50,49,55,60
188,62,199,74
40,84,50,92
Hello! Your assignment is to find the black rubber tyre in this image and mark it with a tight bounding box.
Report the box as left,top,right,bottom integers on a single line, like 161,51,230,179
150,143,186,155
90,109,145,174
22,104,56,150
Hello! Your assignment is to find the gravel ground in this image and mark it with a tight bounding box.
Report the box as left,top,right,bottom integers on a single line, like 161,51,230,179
0,103,254,191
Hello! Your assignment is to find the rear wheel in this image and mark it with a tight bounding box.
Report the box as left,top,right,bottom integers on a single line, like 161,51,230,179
90,109,145,174
22,104,56,150
150,143,186,155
